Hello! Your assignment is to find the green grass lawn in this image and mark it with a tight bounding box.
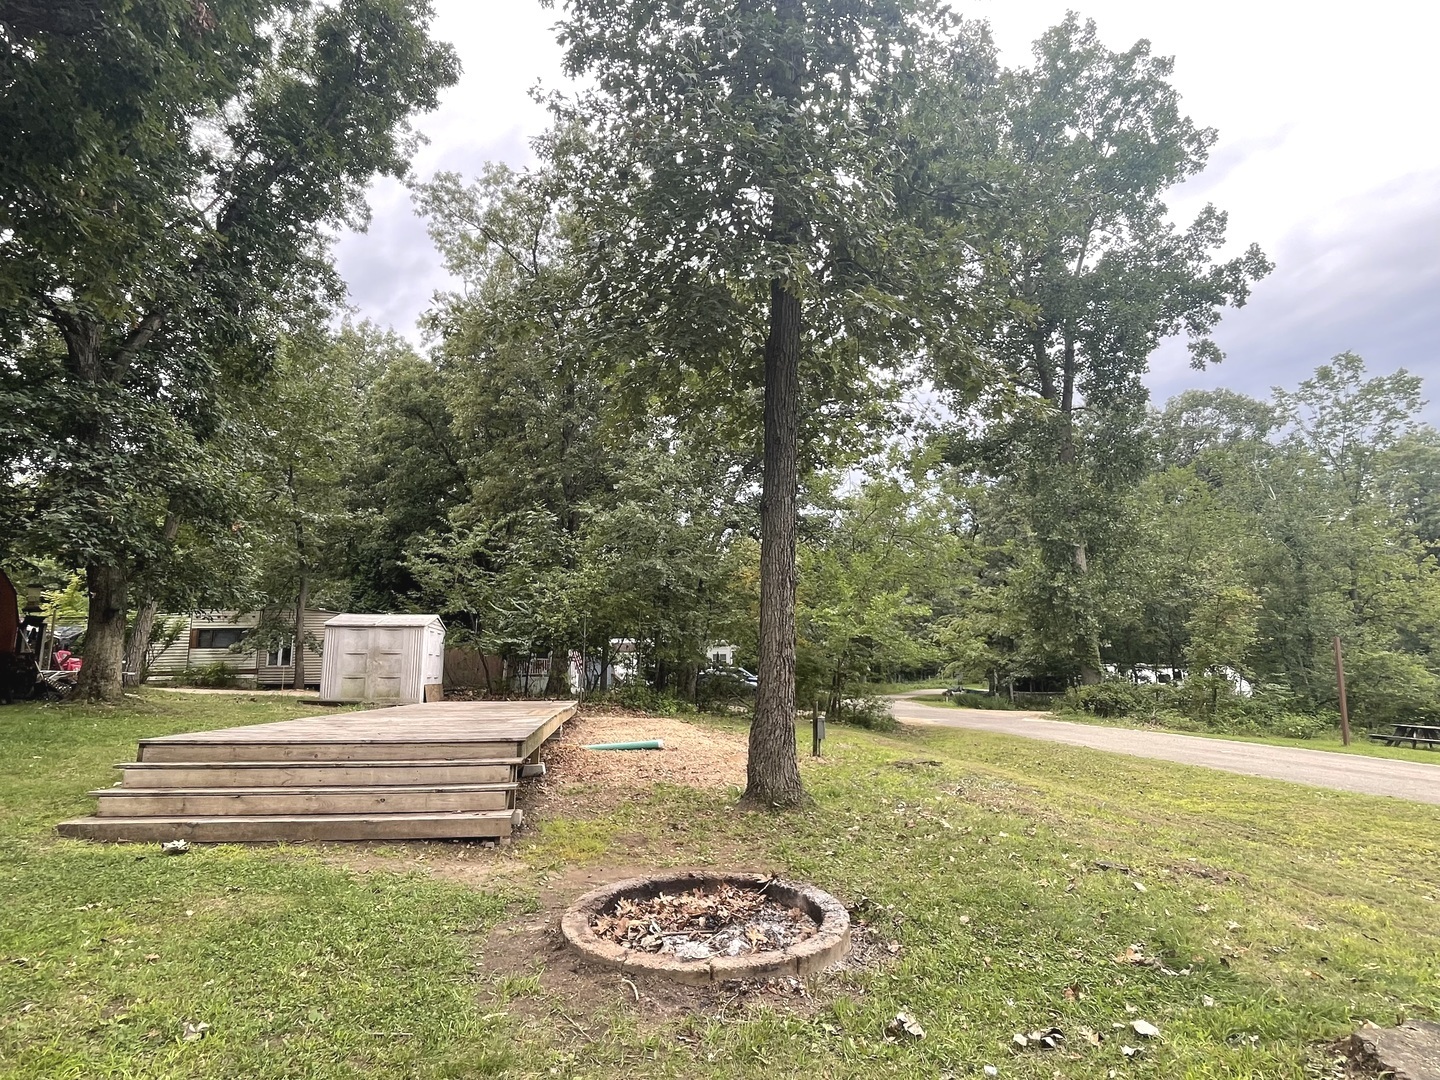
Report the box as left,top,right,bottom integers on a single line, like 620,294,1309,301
912,689,1440,765
2,692,1438,1078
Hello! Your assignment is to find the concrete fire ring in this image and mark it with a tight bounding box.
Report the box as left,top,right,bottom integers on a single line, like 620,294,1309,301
560,871,851,985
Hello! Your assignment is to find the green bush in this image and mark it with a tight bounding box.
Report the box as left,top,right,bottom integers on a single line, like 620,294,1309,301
173,662,239,689
831,695,898,732
1273,712,1329,740
596,681,696,716
1066,680,1147,718
944,691,1028,711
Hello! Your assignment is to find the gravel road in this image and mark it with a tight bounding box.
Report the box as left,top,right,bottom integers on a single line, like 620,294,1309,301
891,693,1440,807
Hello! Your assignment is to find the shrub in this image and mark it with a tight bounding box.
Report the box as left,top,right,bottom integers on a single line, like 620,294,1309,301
945,691,1028,711
831,695,898,732
1066,680,1147,719
596,681,696,716
173,663,239,689
1273,712,1329,740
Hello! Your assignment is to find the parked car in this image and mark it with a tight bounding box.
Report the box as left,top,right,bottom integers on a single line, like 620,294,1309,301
942,685,993,699
696,664,758,697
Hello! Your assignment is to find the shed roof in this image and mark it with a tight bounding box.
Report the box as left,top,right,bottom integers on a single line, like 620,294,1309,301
324,613,444,629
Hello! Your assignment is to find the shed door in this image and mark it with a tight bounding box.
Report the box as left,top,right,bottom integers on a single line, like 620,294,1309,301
335,629,372,701
365,628,408,701
335,627,408,702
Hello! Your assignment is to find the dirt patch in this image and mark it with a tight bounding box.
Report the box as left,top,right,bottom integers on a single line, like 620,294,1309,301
1309,1037,1389,1079
519,712,749,821
545,712,749,788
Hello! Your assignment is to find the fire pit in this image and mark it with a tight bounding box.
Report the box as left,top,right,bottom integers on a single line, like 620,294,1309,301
560,871,851,985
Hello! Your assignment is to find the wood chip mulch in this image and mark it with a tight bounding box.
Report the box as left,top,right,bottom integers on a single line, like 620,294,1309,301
542,712,749,790
592,882,817,962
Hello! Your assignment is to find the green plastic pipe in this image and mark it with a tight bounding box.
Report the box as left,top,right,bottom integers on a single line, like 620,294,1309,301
581,739,665,751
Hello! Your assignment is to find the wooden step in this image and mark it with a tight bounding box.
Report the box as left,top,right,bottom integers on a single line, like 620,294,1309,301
117,759,521,789
137,739,525,763
57,809,525,843
92,783,516,817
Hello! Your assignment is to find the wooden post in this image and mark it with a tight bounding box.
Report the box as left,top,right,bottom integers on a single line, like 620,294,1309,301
1333,636,1351,746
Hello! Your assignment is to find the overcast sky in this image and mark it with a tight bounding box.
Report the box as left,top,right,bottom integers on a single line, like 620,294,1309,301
333,0,1439,415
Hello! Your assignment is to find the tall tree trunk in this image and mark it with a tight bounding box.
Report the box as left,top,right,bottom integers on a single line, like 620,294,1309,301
743,0,808,809
544,645,567,696
743,277,806,809
1061,335,1102,685
76,562,128,702
292,574,308,690
123,600,159,687
1074,539,1101,685
122,507,182,684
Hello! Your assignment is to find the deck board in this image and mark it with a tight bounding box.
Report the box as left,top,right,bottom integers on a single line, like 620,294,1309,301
139,701,576,752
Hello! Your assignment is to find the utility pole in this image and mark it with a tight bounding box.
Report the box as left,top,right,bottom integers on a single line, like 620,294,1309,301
1333,636,1351,746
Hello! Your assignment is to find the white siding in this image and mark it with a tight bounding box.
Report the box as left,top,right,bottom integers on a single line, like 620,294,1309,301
148,609,338,686
254,609,331,686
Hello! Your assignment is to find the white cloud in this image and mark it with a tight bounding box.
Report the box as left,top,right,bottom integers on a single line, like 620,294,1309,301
335,0,1440,410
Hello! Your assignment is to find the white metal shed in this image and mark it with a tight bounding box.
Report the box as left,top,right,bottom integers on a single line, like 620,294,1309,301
319,614,445,704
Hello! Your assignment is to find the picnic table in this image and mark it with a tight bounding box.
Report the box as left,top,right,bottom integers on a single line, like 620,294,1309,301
1369,722,1440,749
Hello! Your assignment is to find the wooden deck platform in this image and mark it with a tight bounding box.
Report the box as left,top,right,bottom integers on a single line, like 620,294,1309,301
58,700,576,843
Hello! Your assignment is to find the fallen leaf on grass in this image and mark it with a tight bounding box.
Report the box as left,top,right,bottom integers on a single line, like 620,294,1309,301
1114,943,1152,966
1130,1019,1160,1038
885,1012,925,1040
182,1022,209,1042
1120,1044,1142,1058
1013,1027,1065,1050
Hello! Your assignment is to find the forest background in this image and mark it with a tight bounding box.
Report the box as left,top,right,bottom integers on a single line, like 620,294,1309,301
3,0,1436,748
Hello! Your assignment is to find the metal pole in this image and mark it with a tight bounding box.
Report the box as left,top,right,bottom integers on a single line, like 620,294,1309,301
1333,636,1351,746
811,697,821,757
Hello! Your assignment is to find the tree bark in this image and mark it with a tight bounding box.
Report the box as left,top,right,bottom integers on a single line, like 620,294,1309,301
1060,333,1102,685
122,507,182,684
742,0,808,810
742,277,807,809
544,645,568,696
76,562,128,702
123,600,158,686
292,574,309,690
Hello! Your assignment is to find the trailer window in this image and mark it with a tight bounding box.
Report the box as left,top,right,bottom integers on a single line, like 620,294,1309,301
196,628,248,650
